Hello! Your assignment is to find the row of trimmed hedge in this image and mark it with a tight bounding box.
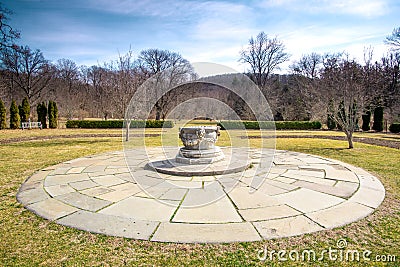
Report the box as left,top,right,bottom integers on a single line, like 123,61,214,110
217,121,322,130
66,120,174,128
389,123,400,133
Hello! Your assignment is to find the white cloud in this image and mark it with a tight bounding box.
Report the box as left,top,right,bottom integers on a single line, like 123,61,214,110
88,0,251,19
322,0,388,17
30,32,97,44
191,19,253,41
278,24,391,72
259,0,389,17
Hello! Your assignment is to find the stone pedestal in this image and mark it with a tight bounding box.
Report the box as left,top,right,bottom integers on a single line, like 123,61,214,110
176,147,225,164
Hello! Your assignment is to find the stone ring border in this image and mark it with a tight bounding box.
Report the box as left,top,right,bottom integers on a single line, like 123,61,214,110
16,149,385,243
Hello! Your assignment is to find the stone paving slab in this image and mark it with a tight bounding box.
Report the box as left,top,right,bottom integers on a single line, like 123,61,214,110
348,186,385,209
80,186,113,197
91,175,127,187
17,148,386,243
24,170,52,183
17,182,50,205
238,204,301,222
159,188,188,201
228,187,282,209
69,180,99,190
282,174,336,186
134,186,170,199
27,198,78,220
57,210,158,240
49,167,72,175
292,180,357,198
151,222,261,243
357,174,386,192
97,183,142,202
325,169,359,183
285,169,325,178
99,196,178,221
172,196,242,223
253,215,324,239
272,188,345,213
45,184,76,197
55,192,112,212
256,182,289,196
66,167,86,174
264,180,300,191
44,173,90,187
306,201,374,229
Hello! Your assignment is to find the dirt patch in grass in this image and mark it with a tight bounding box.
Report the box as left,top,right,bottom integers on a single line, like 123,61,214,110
0,133,160,145
242,135,400,149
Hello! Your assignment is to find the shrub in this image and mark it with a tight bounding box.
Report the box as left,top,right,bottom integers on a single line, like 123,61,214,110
218,121,261,130
0,99,6,129
372,106,384,132
66,120,174,129
18,97,30,122
37,102,47,128
327,100,336,130
327,114,336,130
218,121,322,130
10,100,20,129
275,121,321,130
361,111,371,131
389,123,400,133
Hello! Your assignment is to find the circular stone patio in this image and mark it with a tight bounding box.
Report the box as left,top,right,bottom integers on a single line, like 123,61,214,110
17,148,385,243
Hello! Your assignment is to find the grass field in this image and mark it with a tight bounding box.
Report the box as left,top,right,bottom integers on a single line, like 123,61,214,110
0,128,399,266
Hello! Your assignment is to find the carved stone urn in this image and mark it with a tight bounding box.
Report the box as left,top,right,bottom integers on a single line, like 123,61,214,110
176,126,224,164
179,126,220,150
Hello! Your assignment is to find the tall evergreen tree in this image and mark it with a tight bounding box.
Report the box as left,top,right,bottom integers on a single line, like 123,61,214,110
361,110,371,131
0,99,6,129
48,101,53,128
48,101,58,128
19,97,30,122
37,102,47,128
10,100,20,129
54,102,58,125
372,106,384,132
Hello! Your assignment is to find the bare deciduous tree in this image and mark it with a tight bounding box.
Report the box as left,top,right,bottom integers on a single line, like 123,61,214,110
105,49,141,118
381,52,400,120
0,4,19,51
289,53,324,120
1,46,54,105
320,55,367,148
136,48,194,120
239,31,290,88
80,65,113,119
385,27,400,52
290,53,322,79
56,58,79,91
53,58,82,119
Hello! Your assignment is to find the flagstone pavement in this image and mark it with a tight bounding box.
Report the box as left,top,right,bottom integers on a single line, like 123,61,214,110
17,148,385,243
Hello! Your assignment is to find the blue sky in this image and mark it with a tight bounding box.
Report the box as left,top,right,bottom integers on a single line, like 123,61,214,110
4,0,400,72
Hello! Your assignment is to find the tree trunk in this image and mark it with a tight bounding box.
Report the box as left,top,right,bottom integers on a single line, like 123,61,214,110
125,121,130,141
345,131,354,149
155,105,161,120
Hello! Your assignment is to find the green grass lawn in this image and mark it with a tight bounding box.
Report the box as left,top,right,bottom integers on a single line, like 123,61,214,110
0,129,399,266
